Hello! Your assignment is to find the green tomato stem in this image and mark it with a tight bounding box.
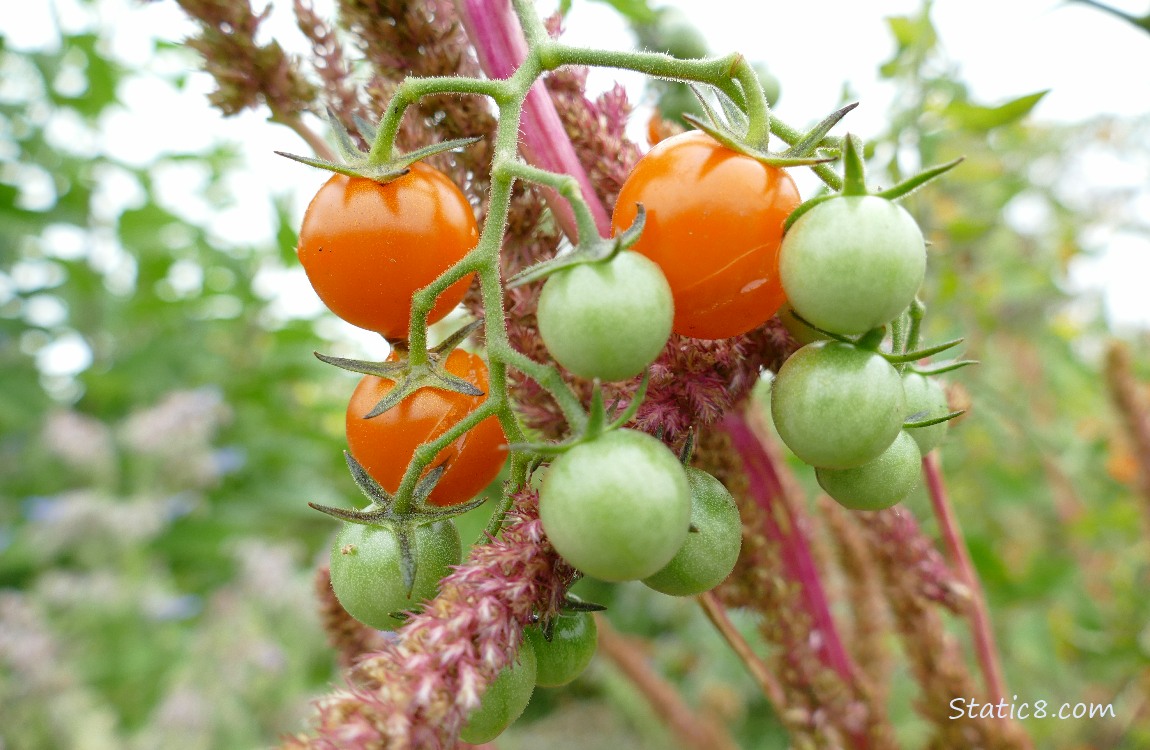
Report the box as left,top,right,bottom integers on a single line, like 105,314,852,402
499,160,602,246
368,76,508,165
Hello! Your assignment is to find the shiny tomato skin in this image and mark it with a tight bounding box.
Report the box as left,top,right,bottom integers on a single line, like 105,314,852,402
297,165,478,339
346,350,506,507
611,130,801,340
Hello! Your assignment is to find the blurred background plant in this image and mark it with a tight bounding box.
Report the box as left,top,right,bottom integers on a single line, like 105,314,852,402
2,0,1149,748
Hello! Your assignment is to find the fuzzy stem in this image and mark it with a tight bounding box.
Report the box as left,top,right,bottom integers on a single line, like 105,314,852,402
367,75,507,165
457,0,608,237
595,614,741,750
922,451,1010,708
697,591,787,710
501,160,602,245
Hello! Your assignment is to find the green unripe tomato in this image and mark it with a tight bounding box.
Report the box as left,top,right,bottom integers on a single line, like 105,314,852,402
780,196,926,335
537,251,673,382
524,611,598,688
771,341,906,469
540,429,691,582
816,431,922,510
643,468,742,596
777,301,827,346
329,519,461,630
459,640,537,744
902,372,949,455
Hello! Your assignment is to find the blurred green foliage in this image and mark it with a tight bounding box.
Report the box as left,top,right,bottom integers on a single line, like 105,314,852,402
2,1,1149,749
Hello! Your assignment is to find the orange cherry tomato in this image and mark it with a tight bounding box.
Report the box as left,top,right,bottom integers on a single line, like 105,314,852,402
346,349,506,507
297,165,478,339
611,130,801,340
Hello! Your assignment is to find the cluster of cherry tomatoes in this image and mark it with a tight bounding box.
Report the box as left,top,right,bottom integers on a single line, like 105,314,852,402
291,111,955,739
771,196,951,509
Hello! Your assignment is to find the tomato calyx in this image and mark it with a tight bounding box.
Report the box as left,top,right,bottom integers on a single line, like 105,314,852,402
310,452,482,595
680,86,843,169
784,134,965,231
908,358,980,377
531,593,608,641
316,320,485,417
509,377,649,459
903,408,965,430
507,205,648,289
276,108,482,184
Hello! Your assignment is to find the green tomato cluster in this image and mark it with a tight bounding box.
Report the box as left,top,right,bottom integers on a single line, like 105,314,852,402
773,196,951,511
460,609,601,743
539,429,742,593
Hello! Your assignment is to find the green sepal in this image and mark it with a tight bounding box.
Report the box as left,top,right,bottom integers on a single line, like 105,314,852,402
681,113,834,168
904,410,965,429
883,337,964,364
394,522,418,596
783,193,838,233
509,373,650,458
780,102,857,158
781,307,857,344
507,205,647,288
315,320,486,417
607,372,649,430
561,593,607,614
309,455,464,524
841,133,868,196
909,359,980,376
352,113,378,144
276,107,482,185
678,427,696,465
876,157,964,202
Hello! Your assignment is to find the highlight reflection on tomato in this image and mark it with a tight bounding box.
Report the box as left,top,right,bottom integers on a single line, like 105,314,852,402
611,130,801,340
297,165,479,339
346,350,507,507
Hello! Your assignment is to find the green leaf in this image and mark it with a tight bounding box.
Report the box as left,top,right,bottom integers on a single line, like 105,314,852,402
945,90,1049,131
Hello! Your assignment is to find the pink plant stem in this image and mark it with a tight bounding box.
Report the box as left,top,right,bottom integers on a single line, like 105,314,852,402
455,0,612,240
923,451,1009,707
722,409,870,749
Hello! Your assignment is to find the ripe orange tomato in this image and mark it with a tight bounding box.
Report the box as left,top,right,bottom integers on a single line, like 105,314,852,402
297,165,478,340
346,350,507,507
611,130,801,340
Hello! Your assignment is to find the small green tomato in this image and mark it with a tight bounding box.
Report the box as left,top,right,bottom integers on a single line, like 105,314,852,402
643,468,742,596
771,341,906,469
525,611,598,688
459,640,537,744
780,195,926,335
537,251,673,382
816,431,922,510
540,429,691,582
329,520,461,631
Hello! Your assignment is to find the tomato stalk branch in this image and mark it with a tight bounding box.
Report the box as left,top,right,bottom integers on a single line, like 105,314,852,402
392,398,501,515
376,0,860,533
697,591,787,710
500,160,602,245
366,75,507,165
